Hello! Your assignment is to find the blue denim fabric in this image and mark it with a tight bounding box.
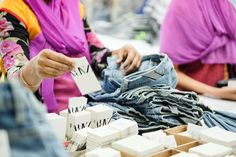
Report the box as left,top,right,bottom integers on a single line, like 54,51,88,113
89,84,205,128
0,80,69,157
102,54,177,93
89,54,236,132
118,85,204,126
87,102,168,134
89,55,203,129
204,111,236,132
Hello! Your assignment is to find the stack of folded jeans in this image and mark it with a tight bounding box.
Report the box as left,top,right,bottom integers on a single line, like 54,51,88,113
0,80,69,157
89,54,236,133
89,54,178,133
89,54,203,130
89,85,205,129
88,102,168,134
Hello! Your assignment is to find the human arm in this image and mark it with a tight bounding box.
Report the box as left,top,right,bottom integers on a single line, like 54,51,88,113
175,64,236,100
83,17,141,75
20,50,74,92
79,0,141,75
111,44,141,75
0,11,74,92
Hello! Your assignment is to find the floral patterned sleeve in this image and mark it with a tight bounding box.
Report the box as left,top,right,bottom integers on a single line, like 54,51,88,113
82,17,111,76
0,11,29,79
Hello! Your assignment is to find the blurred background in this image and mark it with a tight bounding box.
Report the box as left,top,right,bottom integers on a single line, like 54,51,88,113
0,0,171,55
83,0,171,54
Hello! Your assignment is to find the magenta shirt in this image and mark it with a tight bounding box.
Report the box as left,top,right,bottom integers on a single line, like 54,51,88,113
54,72,82,113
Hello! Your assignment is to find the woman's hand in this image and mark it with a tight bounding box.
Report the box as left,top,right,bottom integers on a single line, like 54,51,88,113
33,49,74,79
210,87,236,101
21,49,74,91
112,44,141,75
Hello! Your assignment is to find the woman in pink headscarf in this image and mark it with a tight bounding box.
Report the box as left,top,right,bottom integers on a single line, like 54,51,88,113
160,0,236,100
0,0,141,112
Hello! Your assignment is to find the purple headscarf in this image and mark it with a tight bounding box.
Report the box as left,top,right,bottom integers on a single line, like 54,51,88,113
23,0,91,112
160,0,236,65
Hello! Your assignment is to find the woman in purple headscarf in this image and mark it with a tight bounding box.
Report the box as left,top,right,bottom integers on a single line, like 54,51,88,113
160,0,236,100
0,0,141,112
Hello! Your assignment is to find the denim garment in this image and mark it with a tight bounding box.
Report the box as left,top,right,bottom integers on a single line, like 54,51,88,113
204,111,236,132
89,84,205,128
89,54,236,132
0,80,69,157
117,85,204,126
89,55,203,129
87,102,168,134
102,54,177,93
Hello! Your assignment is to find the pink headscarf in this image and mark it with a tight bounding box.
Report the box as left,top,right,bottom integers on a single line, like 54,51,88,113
160,0,236,64
24,0,91,112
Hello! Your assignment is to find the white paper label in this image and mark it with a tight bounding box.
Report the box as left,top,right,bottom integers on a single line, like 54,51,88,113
67,128,91,152
86,105,113,128
0,130,11,157
66,111,91,139
71,57,101,95
68,97,87,114
92,115,112,129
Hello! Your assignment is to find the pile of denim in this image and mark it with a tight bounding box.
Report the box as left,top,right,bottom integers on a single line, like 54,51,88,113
88,54,196,133
88,54,236,133
0,80,69,157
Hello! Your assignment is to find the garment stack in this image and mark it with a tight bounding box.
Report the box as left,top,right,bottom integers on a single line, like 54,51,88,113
88,54,236,133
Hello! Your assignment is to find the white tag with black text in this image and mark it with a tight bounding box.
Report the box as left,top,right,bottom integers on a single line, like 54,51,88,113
0,130,11,157
71,57,102,95
68,97,87,114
